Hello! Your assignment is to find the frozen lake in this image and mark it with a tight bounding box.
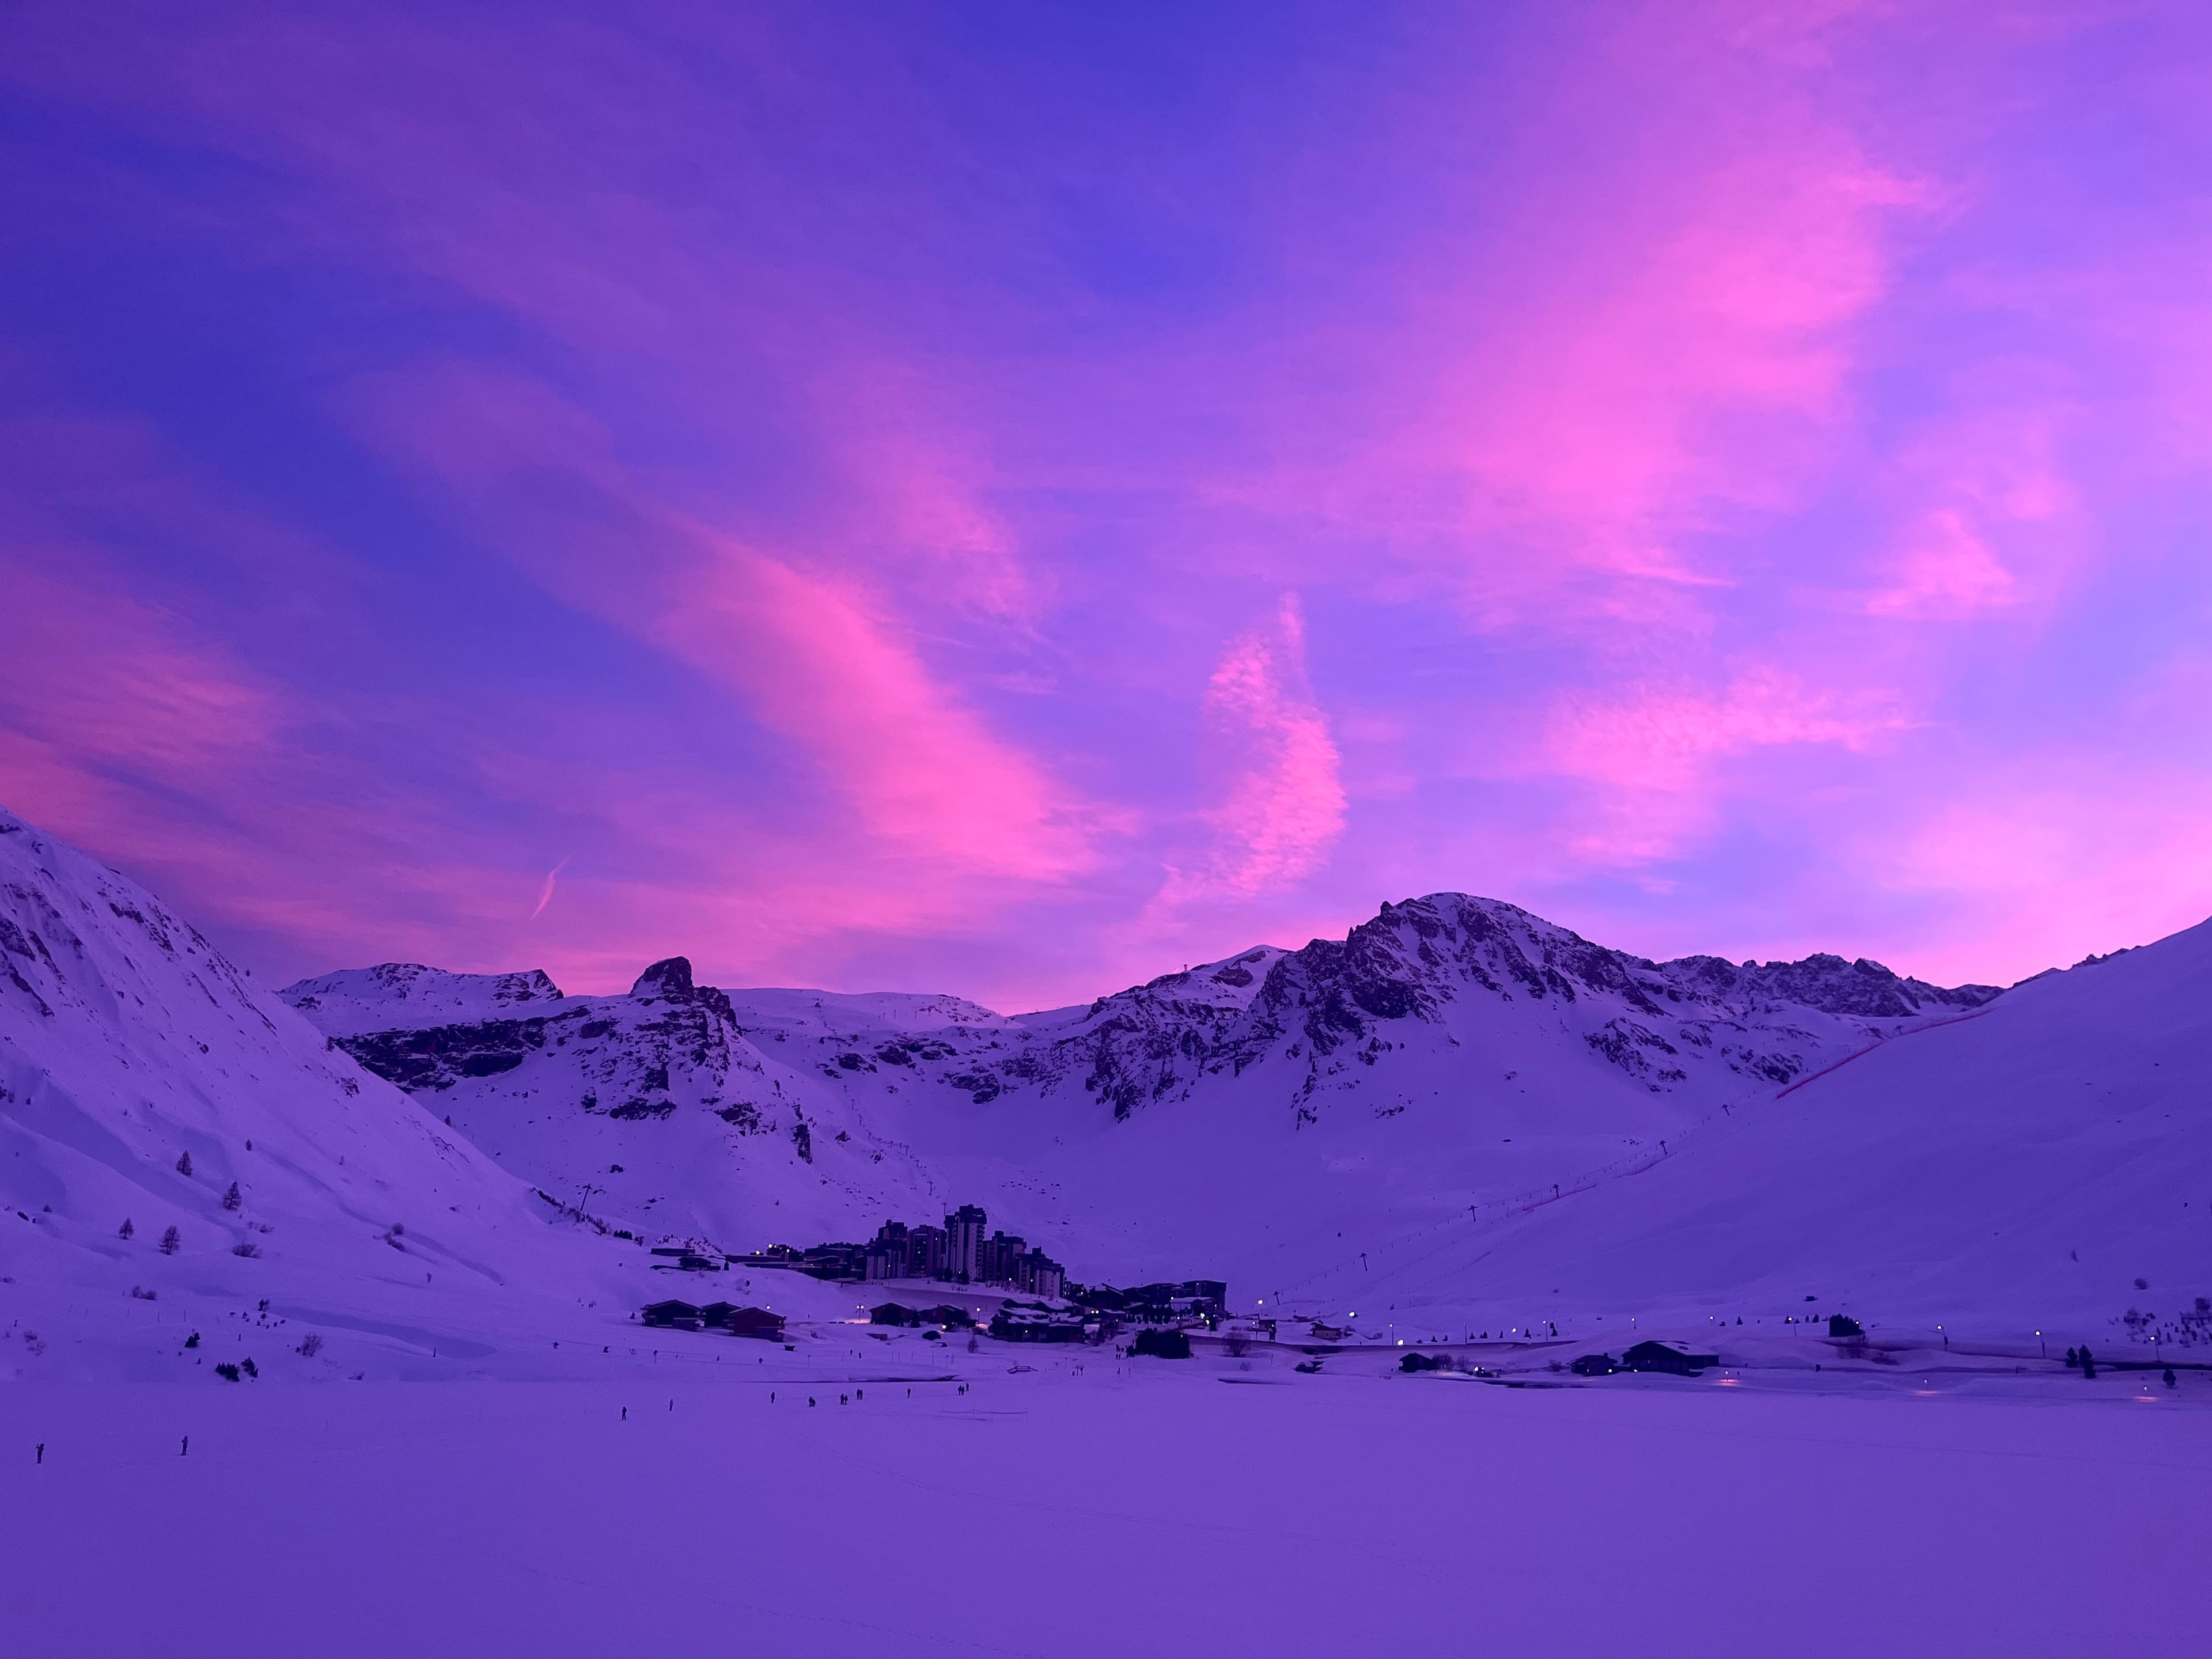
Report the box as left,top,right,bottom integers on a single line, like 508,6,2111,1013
6,1368,2207,1657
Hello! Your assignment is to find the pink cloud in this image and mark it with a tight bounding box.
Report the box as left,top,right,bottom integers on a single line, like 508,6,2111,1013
1855,376,2088,623
1158,594,1345,903
1201,5,1931,637
0,565,276,777
1547,666,1912,861
1866,509,2020,619
1861,753,2212,986
346,363,1097,885
656,534,1092,879
0,405,1094,1005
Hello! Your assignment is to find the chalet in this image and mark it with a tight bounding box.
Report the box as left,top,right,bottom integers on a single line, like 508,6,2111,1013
922,1305,975,1328
696,1302,741,1329
641,1299,702,1330
870,1302,920,1327
799,1243,866,1282
1827,1314,1863,1338
1570,1353,1618,1376
990,1307,1086,1343
724,1307,786,1341
1620,1340,1718,1376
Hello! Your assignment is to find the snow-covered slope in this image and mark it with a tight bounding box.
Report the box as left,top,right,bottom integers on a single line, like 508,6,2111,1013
1333,919,2212,1346
0,808,630,1378
862,896,2010,1301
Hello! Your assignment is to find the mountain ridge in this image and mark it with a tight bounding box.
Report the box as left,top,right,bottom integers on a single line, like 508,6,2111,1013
7,797,2203,1365
276,891,2008,1285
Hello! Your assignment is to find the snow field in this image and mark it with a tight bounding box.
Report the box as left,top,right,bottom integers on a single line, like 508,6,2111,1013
5,1374,2208,1658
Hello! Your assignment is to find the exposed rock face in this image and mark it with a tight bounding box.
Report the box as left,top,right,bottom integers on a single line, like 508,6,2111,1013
1666,952,1996,1021
630,957,694,1001
297,965,753,1123
278,955,948,1249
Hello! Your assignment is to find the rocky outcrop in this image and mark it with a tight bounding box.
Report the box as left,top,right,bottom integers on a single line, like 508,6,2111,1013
293,957,761,1125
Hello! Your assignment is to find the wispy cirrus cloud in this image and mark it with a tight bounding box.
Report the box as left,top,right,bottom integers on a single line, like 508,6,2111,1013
1158,594,1344,905
1866,510,2020,620
345,362,1100,886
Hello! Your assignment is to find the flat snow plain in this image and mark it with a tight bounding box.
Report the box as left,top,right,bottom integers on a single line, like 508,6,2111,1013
6,1359,2207,1657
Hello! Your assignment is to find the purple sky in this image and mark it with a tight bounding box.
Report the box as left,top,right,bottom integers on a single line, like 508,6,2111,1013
4,2,2210,1011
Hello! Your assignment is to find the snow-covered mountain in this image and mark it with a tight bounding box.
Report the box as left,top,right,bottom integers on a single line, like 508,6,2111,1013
283,892,2005,1298
283,955,957,1252
283,960,566,1039
0,808,628,1379
976,893,1997,1118
1334,918,2212,1346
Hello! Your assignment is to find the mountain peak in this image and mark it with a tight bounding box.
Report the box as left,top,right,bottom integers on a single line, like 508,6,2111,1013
631,956,696,1001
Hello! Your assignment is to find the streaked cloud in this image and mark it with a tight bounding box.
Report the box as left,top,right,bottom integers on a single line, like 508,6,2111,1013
1167,594,1346,903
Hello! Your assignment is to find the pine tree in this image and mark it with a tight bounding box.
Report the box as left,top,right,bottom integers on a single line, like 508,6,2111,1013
176,1152,192,1177
221,1181,241,1211
159,1225,181,1255
118,1218,134,1240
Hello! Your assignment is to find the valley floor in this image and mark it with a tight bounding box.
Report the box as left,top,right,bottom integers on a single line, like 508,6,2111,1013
5,1363,2207,1657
